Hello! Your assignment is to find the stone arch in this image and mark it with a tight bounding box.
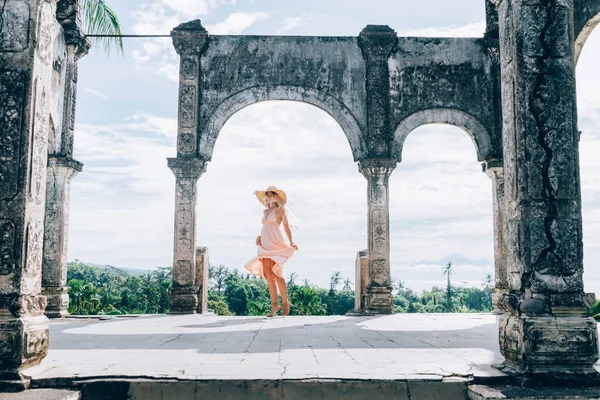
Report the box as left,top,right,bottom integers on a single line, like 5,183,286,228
574,0,600,64
199,86,368,162
392,108,494,163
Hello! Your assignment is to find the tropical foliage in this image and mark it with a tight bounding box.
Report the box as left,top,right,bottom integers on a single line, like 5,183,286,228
66,261,497,316
67,261,171,315
82,0,124,54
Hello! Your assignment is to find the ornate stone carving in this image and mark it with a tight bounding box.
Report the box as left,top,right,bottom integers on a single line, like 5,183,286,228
371,259,387,285
179,85,197,129
181,57,198,81
0,220,16,275
0,71,25,199
178,131,196,154
37,2,55,65
29,87,49,204
25,221,43,275
173,260,193,283
372,210,386,256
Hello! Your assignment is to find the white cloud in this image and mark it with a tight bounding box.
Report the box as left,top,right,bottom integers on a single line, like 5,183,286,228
130,0,270,82
207,12,269,34
84,88,109,99
277,14,314,34
398,21,486,38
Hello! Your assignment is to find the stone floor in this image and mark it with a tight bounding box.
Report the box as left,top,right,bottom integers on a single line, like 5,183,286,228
23,313,515,383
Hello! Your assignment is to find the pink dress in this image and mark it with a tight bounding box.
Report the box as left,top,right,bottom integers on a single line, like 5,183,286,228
244,208,295,279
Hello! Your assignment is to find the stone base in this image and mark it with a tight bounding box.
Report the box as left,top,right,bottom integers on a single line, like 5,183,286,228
169,286,198,314
0,372,30,392
498,313,600,384
0,315,49,385
364,286,393,314
469,384,600,399
492,290,505,315
42,287,69,318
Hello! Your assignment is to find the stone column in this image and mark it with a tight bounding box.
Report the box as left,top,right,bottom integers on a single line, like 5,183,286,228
353,249,368,313
359,159,396,314
358,25,397,156
0,0,61,389
42,157,82,318
195,246,209,314
168,158,207,314
42,0,89,318
496,0,599,381
482,160,507,313
171,20,209,158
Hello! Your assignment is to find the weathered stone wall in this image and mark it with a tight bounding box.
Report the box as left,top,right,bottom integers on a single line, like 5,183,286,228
390,37,501,162
198,35,369,161
0,0,78,384
574,0,600,62
42,0,88,319
495,0,599,381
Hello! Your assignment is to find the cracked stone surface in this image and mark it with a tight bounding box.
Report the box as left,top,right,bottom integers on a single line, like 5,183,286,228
23,314,514,382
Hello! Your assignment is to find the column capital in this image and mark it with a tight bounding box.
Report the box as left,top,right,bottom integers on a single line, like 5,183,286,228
56,0,91,59
171,20,210,56
482,158,503,180
48,155,84,173
358,25,398,59
358,158,396,179
168,157,207,180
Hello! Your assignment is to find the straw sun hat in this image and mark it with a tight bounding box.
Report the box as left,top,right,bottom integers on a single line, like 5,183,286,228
254,186,287,206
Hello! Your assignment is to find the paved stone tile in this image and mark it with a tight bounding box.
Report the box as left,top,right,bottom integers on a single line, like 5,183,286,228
21,313,600,385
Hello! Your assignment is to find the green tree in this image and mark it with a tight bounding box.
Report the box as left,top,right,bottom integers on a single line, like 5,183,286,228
329,271,342,291
482,273,493,290
83,0,124,54
209,264,229,295
287,272,298,287
442,262,455,312
290,286,326,315
342,278,353,291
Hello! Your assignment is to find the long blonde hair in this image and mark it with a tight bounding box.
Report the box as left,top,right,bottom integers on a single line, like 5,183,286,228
267,198,297,228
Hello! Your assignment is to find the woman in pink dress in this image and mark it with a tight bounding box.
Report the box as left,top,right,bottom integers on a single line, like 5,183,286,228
244,186,298,317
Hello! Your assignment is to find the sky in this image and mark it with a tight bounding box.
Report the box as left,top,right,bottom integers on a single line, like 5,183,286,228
68,0,600,295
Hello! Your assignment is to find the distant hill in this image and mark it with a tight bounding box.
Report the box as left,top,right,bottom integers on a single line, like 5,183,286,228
70,261,152,276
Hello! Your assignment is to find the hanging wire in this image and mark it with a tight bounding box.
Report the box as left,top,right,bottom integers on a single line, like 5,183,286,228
85,34,172,37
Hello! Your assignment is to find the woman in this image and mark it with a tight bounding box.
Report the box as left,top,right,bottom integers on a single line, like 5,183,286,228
244,186,298,317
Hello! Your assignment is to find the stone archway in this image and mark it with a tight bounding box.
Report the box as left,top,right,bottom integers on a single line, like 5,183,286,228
391,108,495,163
574,0,600,63
199,86,367,162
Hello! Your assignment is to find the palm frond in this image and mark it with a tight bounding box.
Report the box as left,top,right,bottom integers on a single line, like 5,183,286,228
83,0,124,55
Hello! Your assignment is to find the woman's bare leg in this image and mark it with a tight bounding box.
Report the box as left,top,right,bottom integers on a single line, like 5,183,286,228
262,258,280,316
274,275,290,316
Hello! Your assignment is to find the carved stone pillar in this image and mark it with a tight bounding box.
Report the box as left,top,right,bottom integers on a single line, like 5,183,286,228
353,249,368,313
358,25,397,157
195,247,209,314
359,159,396,314
42,157,82,318
496,0,599,382
0,0,62,389
171,20,208,158
483,160,507,313
42,0,89,319
168,158,207,314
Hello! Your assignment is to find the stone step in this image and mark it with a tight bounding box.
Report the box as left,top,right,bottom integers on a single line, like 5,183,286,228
0,389,80,400
468,384,600,400
57,377,469,400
